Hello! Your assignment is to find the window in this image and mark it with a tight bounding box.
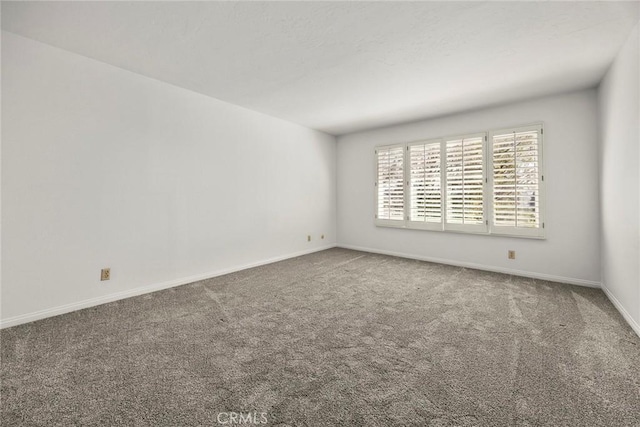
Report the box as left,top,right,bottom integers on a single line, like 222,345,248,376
374,123,544,238
490,125,543,237
375,144,404,226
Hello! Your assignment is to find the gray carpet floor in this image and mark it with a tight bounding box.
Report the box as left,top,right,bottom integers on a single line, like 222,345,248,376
1,248,639,426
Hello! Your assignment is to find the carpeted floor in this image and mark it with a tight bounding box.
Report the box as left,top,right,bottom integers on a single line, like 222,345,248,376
1,248,639,426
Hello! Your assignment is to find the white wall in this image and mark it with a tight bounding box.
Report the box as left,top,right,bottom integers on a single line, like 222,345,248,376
337,90,601,286
598,23,640,335
1,32,336,326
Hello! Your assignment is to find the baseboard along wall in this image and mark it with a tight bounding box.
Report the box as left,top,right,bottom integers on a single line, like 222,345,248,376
337,244,601,288
338,244,640,338
6,244,638,339
601,285,640,338
0,244,337,329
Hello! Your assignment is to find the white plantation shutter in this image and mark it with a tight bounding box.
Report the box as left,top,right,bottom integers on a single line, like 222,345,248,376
375,145,405,224
491,125,544,237
408,141,442,229
445,134,487,232
374,123,544,238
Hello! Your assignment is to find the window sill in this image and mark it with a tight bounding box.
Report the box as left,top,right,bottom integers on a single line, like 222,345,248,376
374,220,545,239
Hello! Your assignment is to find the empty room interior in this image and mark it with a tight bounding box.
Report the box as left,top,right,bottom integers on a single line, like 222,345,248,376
1,1,640,426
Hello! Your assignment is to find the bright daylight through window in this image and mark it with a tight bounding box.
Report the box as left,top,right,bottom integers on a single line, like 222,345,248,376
375,123,544,238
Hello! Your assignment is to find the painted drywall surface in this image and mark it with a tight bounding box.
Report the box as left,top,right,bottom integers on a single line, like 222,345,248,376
1,32,336,323
598,24,640,329
337,90,601,284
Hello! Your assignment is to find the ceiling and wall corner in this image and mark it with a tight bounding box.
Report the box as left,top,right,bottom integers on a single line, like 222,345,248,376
597,22,640,336
2,1,639,135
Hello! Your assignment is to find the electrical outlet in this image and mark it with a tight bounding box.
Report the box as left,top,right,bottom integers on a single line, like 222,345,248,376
101,268,111,281
508,250,516,260
307,235,311,242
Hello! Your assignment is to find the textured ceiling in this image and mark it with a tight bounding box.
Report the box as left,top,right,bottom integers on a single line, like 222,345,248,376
3,1,639,135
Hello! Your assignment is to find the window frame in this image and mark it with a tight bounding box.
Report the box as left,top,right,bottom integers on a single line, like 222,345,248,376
373,123,545,239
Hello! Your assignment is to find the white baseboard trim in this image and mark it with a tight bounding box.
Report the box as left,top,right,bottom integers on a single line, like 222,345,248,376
1,244,337,329
337,244,601,288
601,285,640,338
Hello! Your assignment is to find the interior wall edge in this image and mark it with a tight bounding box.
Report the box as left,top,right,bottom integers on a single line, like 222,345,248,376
0,244,338,330
602,284,640,338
